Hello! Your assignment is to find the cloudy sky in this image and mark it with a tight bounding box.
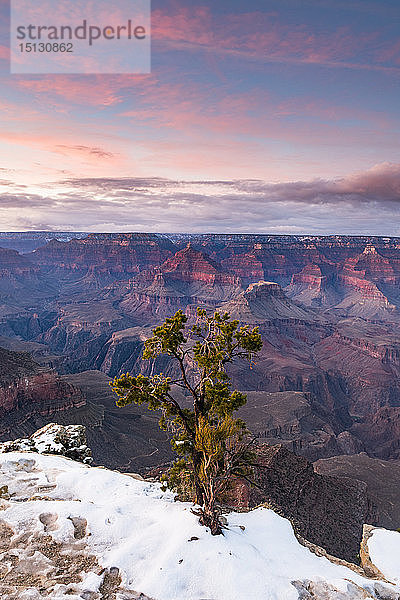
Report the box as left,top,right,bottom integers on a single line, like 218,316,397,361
0,0,399,233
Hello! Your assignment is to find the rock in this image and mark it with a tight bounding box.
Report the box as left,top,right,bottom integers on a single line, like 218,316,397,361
239,390,357,462
0,247,45,314
292,579,369,599
227,444,377,564
314,454,400,530
373,583,400,600
292,579,400,599
336,431,365,455
221,280,314,323
221,251,264,285
0,347,86,440
125,473,145,481
31,233,175,280
0,495,153,600
4,233,400,470
0,485,9,500
359,525,388,580
159,243,240,287
99,567,122,599
0,423,93,464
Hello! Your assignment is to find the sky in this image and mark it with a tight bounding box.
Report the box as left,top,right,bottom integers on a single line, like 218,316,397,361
0,0,399,234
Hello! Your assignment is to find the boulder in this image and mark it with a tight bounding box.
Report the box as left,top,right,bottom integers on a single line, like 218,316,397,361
0,423,92,464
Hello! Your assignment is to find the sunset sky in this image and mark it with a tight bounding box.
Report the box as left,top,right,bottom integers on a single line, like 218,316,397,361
0,0,399,233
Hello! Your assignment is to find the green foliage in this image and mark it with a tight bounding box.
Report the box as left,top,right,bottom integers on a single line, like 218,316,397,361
111,307,262,535
160,459,193,501
142,310,188,359
113,373,171,410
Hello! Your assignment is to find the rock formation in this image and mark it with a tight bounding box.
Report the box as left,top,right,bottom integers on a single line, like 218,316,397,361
226,444,377,564
0,347,85,440
2,233,400,466
314,453,400,530
0,423,92,464
221,280,315,322
239,390,364,461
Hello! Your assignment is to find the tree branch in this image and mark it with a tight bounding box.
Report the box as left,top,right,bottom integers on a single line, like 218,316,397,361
165,392,195,439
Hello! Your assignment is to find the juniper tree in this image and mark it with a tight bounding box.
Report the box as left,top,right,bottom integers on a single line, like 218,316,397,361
111,308,262,535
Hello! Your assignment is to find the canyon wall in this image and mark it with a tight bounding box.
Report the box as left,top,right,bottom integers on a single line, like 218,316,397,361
0,347,85,439
2,233,400,462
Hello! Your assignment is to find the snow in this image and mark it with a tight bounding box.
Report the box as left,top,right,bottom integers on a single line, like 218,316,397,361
0,423,93,463
1,452,399,600
368,528,400,584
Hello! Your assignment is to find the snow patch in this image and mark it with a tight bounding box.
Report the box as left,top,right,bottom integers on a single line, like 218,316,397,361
368,528,400,584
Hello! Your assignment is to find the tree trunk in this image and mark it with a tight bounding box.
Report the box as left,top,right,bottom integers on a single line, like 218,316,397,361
200,479,223,536
192,450,205,506
191,416,222,535
199,505,223,536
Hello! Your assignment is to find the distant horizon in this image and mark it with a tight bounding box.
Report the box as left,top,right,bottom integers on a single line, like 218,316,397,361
0,230,399,239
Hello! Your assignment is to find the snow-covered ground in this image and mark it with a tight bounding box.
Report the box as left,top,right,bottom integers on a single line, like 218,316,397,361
0,452,399,600
368,528,400,584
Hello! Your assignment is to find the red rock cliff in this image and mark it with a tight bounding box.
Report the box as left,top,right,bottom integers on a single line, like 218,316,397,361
0,347,85,436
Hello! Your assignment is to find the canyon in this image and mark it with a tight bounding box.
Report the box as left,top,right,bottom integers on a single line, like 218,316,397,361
1,232,400,520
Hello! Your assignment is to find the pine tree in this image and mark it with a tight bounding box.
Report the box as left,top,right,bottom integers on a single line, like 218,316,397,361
111,308,262,535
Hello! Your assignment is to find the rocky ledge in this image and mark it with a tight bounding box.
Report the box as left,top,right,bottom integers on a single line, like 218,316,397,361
0,423,92,464
226,443,377,564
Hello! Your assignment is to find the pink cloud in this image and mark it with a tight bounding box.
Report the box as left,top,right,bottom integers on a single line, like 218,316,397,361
54,144,117,160
16,76,129,107
10,70,391,150
338,162,400,199
2,63,397,185
0,45,9,60
375,40,400,66
1,3,398,186
8,4,399,119
14,74,154,110
0,130,124,168
118,77,393,148
152,5,396,72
